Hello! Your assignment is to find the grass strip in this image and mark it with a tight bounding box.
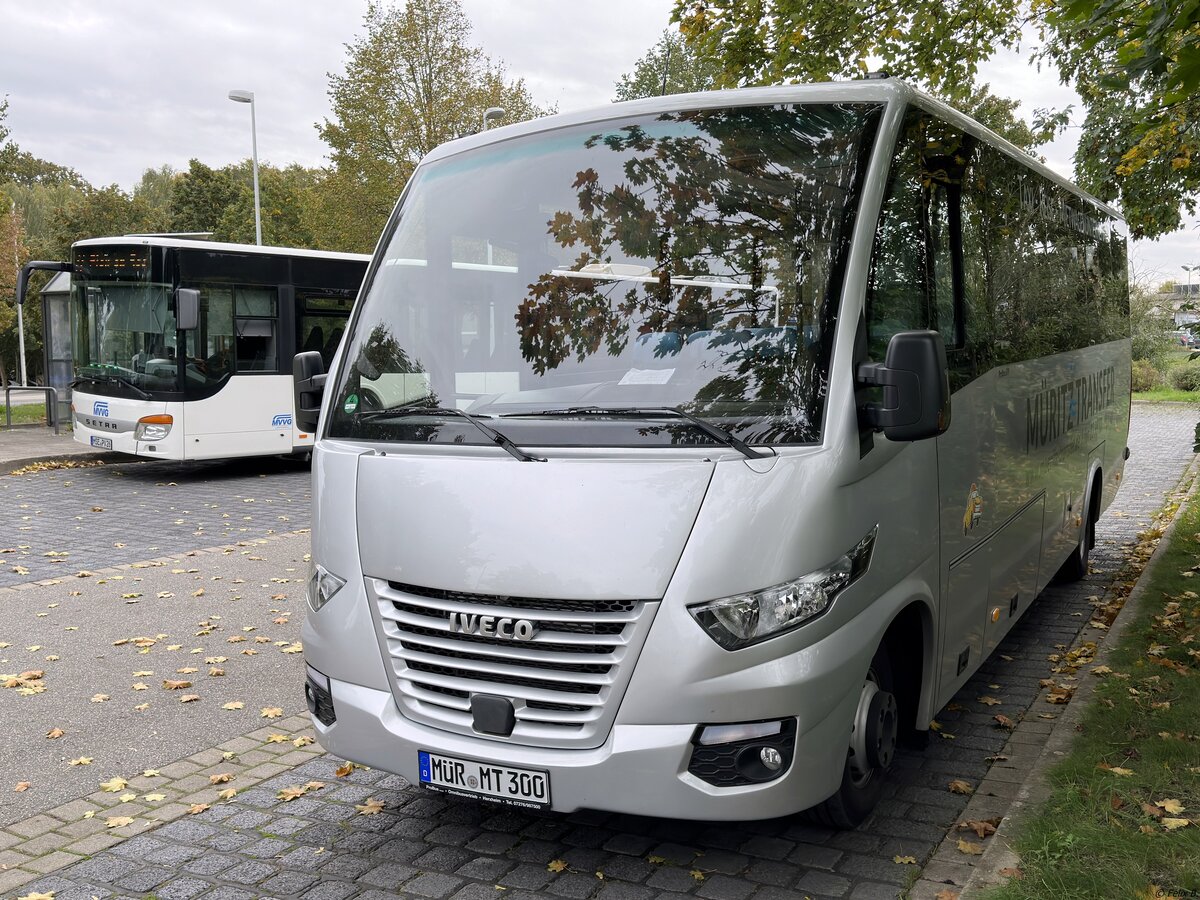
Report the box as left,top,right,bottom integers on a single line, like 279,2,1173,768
1,403,57,426
985,493,1200,899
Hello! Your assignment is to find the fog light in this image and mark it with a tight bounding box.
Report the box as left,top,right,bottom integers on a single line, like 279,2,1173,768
760,747,783,770
305,664,336,727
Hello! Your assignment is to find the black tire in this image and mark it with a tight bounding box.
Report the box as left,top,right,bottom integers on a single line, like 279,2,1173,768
1056,481,1096,583
808,643,897,829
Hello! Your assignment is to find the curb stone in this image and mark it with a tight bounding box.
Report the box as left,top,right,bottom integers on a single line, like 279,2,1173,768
908,453,1200,900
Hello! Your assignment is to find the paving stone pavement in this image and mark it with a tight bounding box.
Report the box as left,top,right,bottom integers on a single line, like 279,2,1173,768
0,456,311,588
8,403,1197,900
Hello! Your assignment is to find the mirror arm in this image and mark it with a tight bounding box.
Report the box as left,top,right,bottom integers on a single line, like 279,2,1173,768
856,361,920,431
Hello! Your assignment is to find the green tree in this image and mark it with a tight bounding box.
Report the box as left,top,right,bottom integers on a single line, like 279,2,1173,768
672,0,1200,237
169,159,240,235
132,165,178,233
217,163,321,247
0,197,34,387
47,184,155,258
614,30,722,101
316,0,553,252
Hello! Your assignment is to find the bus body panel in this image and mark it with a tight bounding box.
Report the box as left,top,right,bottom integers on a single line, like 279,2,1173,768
70,389,180,458
183,376,297,460
355,454,714,600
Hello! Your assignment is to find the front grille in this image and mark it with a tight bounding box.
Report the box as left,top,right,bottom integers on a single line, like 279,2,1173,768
370,578,658,749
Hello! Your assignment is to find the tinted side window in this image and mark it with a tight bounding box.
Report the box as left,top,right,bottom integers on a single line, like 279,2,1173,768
866,112,966,359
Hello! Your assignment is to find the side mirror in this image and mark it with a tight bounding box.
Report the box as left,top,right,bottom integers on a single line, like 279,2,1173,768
175,288,200,330
293,351,326,434
17,261,73,306
857,330,951,441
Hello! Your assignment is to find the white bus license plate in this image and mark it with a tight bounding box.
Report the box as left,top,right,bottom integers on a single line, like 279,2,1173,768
418,750,550,809
90,436,112,450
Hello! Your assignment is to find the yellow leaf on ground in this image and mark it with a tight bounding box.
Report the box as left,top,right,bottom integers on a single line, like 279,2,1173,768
179,694,200,703
68,757,92,766
261,707,283,719
690,869,706,881
1157,799,1186,815
893,855,917,864
90,694,109,703
293,735,315,747
99,777,128,792
45,728,64,739
162,679,192,690
209,773,234,784
143,793,166,802
17,892,57,900
14,781,31,792
221,701,245,710
977,696,1002,706
266,733,290,743
356,798,386,815
218,788,238,800
956,839,984,855
118,792,137,802
547,859,569,873
277,785,308,801
948,779,974,795
1162,818,1191,830
187,803,210,814
105,816,134,828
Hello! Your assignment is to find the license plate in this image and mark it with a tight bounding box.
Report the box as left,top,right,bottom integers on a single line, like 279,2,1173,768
90,436,113,450
418,750,550,809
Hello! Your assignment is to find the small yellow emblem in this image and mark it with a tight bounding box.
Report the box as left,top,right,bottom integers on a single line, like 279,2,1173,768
963,483,983,534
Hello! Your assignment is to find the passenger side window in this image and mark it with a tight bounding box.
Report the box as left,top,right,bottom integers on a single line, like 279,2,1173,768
866,111,967,359
234,288,278,372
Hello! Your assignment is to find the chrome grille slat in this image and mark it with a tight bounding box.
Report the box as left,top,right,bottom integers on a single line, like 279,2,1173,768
369,578,658,749
383,593,641,624
398,631,625,666
398,647,615,686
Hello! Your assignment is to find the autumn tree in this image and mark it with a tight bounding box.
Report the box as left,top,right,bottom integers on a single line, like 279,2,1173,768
614,30,722,101
673,0,1200,237
315,0,553,252
0,197,32,387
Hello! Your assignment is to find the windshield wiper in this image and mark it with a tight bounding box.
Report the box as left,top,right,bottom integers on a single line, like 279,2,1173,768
358,404,545,463
502,405,771,460
71,374,152,400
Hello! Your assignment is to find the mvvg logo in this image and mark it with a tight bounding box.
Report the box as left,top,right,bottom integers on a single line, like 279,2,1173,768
93,401,110,417
272,414,293,427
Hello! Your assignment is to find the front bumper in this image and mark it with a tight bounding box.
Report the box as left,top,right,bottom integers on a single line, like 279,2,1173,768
309,674,858,821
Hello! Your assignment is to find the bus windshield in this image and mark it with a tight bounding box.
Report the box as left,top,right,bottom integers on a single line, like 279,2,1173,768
328,102,882,448
71,246,180,396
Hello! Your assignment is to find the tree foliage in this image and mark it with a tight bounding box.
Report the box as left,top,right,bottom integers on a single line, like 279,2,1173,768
672,0,1200,238
316,0,553,252
614,30,722,101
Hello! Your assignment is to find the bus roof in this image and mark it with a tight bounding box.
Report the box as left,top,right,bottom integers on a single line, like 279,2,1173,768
72,235,371,263
428,77,1121,222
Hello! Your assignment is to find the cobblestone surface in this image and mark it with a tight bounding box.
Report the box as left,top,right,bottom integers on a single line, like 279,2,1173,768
0,456,311,587
11,404,1197,900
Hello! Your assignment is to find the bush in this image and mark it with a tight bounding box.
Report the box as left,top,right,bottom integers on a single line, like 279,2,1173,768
1132,359,1162,392
1169,363,1200,392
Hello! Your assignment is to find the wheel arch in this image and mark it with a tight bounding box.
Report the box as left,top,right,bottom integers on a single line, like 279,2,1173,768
880,598,936,739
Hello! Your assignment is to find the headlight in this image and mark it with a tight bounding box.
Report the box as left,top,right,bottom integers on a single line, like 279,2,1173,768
307,563,347,613
134,414,173,441
688,526,877,650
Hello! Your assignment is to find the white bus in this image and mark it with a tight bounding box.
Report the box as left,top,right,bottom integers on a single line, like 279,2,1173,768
294,79,1130,826
18,237,369,460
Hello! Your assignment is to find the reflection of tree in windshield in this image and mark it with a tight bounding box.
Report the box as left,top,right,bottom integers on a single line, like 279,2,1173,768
516,104,877,442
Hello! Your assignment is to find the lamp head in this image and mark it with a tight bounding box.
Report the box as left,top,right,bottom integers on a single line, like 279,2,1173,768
228,89,254,104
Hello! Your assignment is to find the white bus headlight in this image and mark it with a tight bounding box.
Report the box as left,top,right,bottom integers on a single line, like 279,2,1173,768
307,563,346,613
688,527,877,650
134,414,173,441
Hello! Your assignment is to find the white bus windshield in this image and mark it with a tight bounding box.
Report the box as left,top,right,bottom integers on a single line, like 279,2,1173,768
329,102,882,447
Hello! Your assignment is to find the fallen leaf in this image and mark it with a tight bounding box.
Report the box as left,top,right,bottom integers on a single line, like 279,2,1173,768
277,785,308,802
105,816,134,828
356,798,386,815
14,781,31,792
143,793,166,802
690,869,706,881
335,763,355,778
218,787,238,800
293,735,315,747
547,859,569,873
993,714,1016,729
958,818,1001,839
1162,818,1191,830
935,889,960,899
179,694,200,703
16,892,57,900
45,728,65,739
221,701,245,710
68,757,93,766
100,777,128,792
162,679,192,690
956,839,984,855
948,779,974,795
977,696,1002,706
187,803,210,814
266,733,290,743
893,855,917,864
209,772,234,784
90,693,110,703
1157,799,1186,815
261,706,283,719
118,792,137,803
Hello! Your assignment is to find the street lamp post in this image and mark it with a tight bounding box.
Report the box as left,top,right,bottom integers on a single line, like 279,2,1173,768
228,89,262,246
1184,264,1199,298
481,107,505,131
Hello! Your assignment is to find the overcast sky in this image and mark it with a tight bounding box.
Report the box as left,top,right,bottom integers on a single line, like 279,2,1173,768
1,0,1196,284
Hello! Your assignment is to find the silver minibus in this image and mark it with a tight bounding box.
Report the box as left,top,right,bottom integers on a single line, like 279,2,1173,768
294,78,1130,826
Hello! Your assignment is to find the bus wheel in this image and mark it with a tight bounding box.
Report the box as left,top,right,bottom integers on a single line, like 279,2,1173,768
809,644,897,829
1057,481,1097,583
